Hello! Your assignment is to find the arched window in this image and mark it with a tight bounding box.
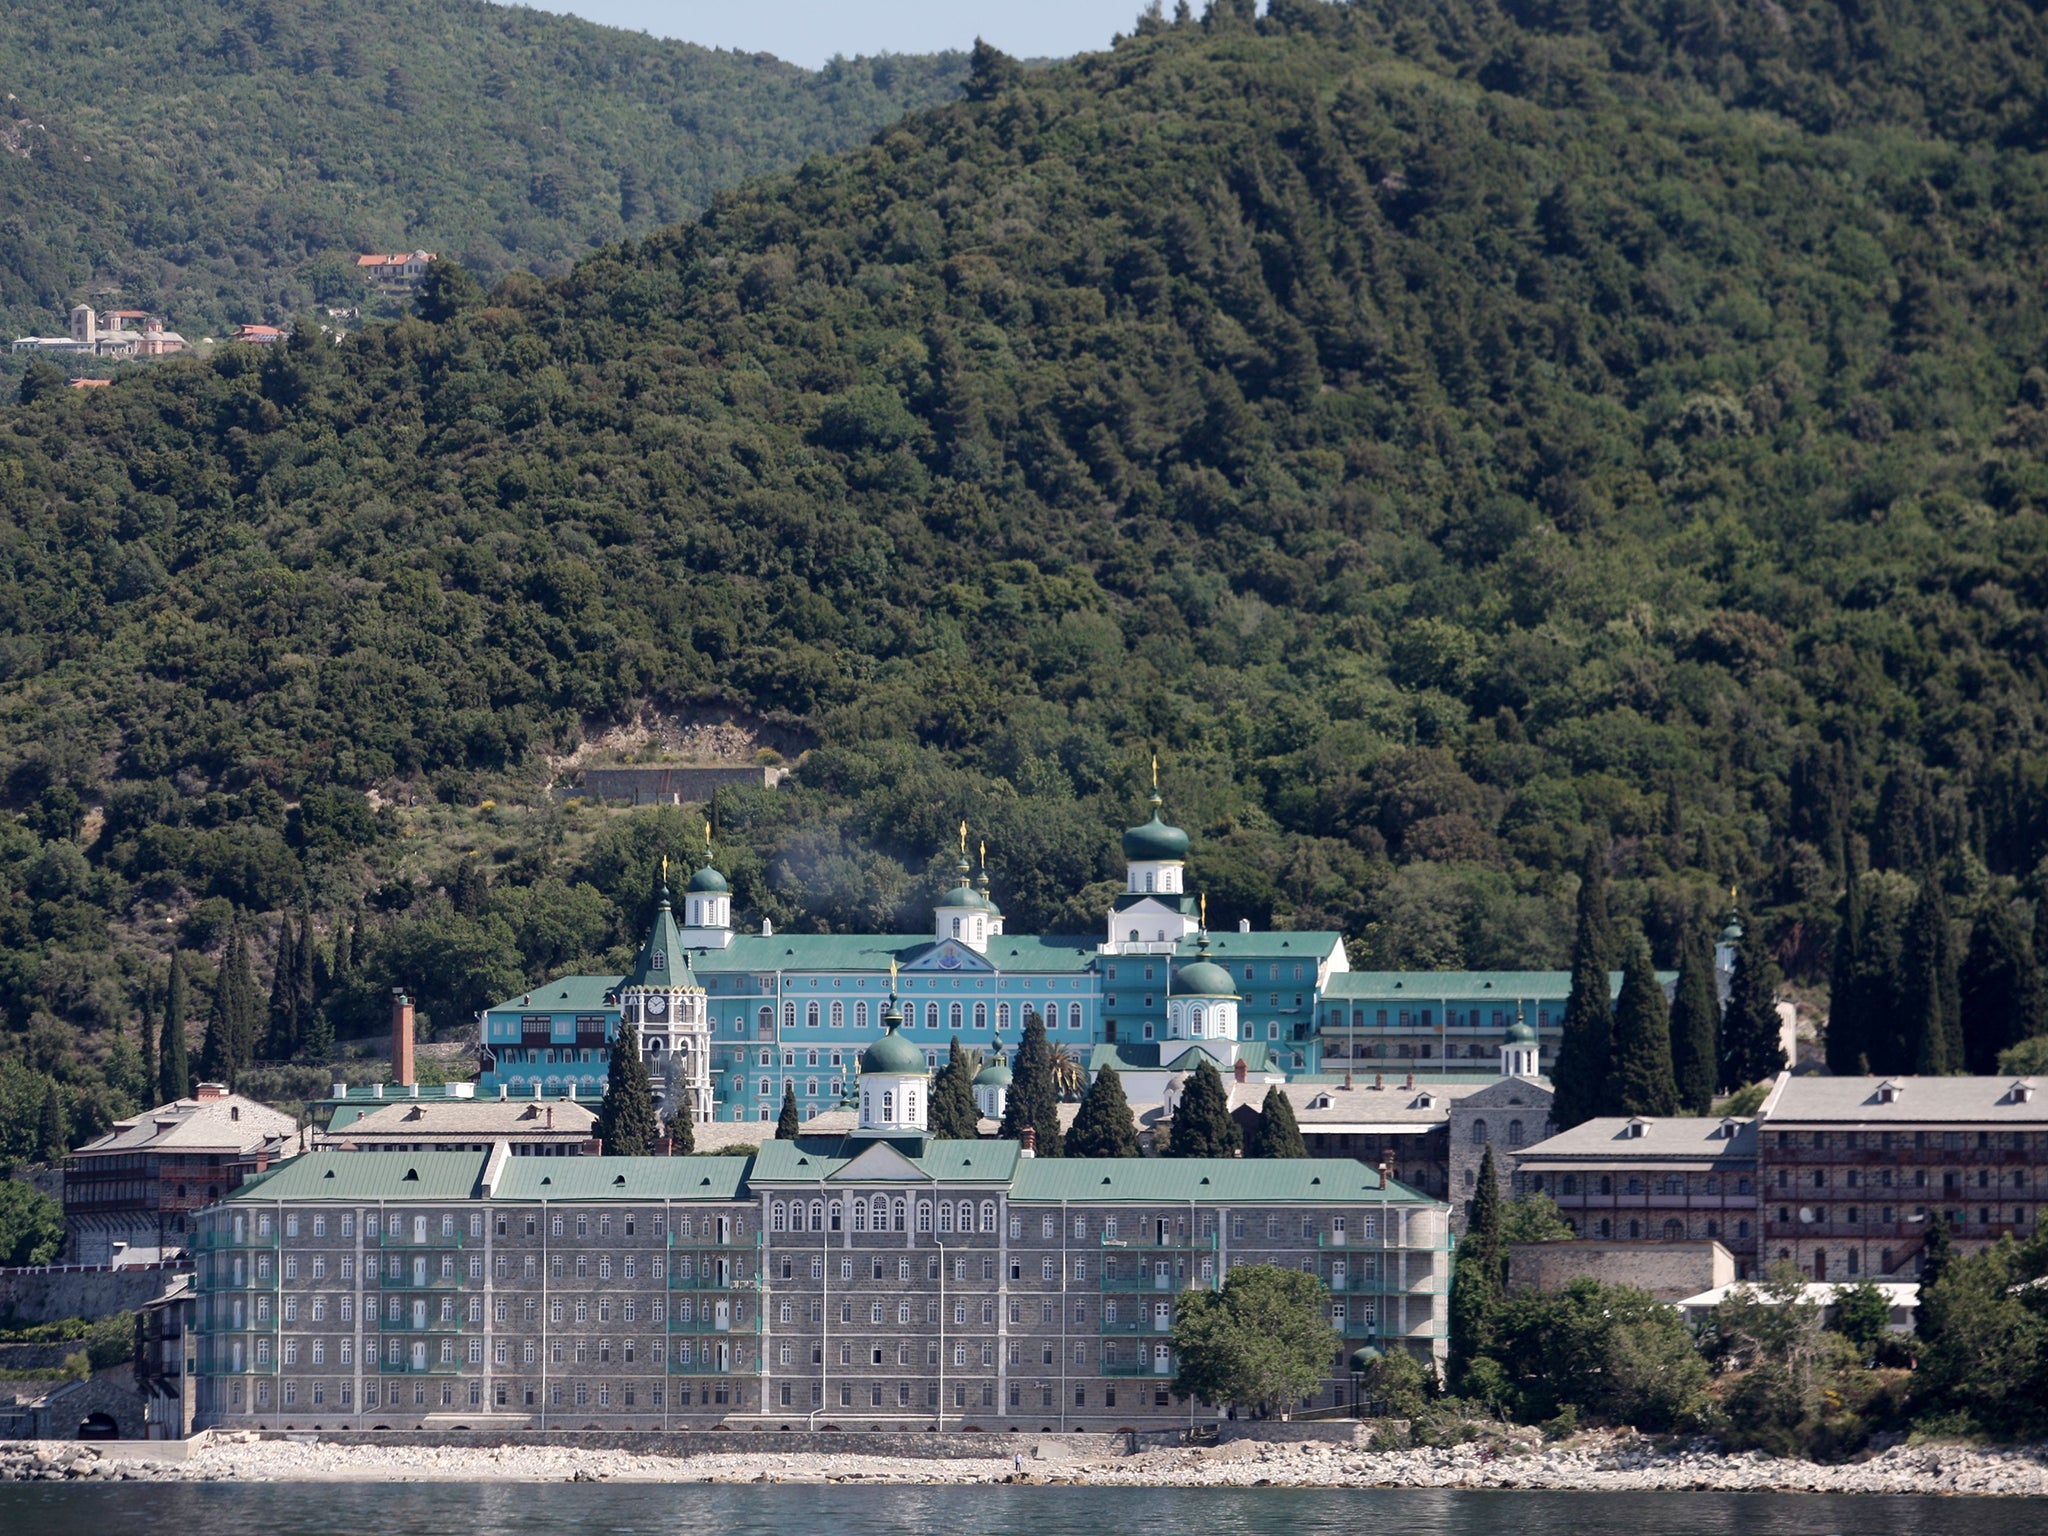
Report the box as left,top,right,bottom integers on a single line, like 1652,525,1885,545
1599,1175,1613,1196
771,1203,786,1232
925,1002,940,1030
1129,929,1139,942
939,1203,954,1233
852,1200,868,1232
782,1002,796,1031
806,1001,820,1028
1665,1175,1685,1195
892,1199,906,1232
757,1006,772,1036
1663,1219,1683,1240
952,917,961,936
881,1091,894,1121
980,1201,996,1233
917,1202,933,1233
831,1001,843,1027
1507,1119,1524,1147
974,1002,987,1029
1145,873,1155,892
1562,1174,1579,1195
1463,1168,1475,1189
829,1201,842,1231
950,1002,964,1030
1471,1119,1488,1145
1191,1005,1204,1033
809,1202,824,1232
861,1091,871,1122
855,1001,868,1029
997,1002,1010,1029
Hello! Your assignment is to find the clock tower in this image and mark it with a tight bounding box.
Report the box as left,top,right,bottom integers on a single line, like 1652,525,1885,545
618,864,712,1125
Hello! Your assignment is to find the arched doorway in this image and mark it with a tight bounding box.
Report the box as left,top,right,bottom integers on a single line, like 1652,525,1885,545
77,1411,120,1440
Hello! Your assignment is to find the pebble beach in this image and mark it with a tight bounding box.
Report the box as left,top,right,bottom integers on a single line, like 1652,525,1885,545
6,1433,2048,1496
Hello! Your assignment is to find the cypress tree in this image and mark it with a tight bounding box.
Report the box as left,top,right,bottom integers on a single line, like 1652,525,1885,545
450,855,484,917
1960,900,2039,1075
1720,909,1787,1089
36,1080,68,1162
596,1021,660,1155
775,1082,801,1140
1449,1145,1506,1390
160,950,191,1101
293,907,317,1032
201,917,256,1088
1608,936,1680,1116
1905,880,1962,1074
1000,1011,1064,1156
138,974,159,1103
1827,867,1868,1075
1550,840,1616,1130
669,1098,695,1156
1167,1057,1240,1157
1249,1085,1308,1158
1668,924,1719,1115
265,913,299,1061
928,1038,981,1138
1067,1064,1140,1157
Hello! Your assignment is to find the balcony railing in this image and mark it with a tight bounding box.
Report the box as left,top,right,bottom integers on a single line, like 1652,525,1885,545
376,1313,467,1334
378,1265,465,1290
1097,1315,1176,1337
667,1312,747,1335
200,1229,278,1251
376,1355,464,1376
378,1230,466,1249
1099,1354,1173,1378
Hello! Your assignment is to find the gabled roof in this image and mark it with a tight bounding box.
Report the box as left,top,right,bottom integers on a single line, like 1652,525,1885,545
1323,970,1593,1000
748,1137,1021,1184
225,1151,489,1203
492,1156,748,1202
1760,1073,2048,1124
1011,1157,1434,1206
72,1093,300,1158
1088,1041,1272,1075
326,1100,597,1138
487,975,621,1014
1516,1115,1756,1165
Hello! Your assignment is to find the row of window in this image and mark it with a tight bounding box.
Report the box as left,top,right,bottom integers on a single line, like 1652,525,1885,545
1577,1216,1751,1242
1774,1204,2035,1229
1778,1165,2035,1189
239,1378,734,1411
1536,1172,1756,1197
1324,1007,1557,1030
1773,1129,2048,1151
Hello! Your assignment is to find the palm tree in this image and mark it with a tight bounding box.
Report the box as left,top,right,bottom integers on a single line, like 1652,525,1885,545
1048,1042,1085,1101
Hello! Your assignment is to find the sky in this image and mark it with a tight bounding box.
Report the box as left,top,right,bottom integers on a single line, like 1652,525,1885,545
523,1,1151,70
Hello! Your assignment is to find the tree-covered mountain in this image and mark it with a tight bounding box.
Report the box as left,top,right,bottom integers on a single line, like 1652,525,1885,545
0,0,965,338
5,0,2048,1146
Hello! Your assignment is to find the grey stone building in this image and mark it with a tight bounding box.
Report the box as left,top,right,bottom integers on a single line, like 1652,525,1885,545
192,1011,1450,1432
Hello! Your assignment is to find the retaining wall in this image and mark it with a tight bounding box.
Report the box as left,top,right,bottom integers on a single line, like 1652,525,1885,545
248,1428,1127,1460
0,1267,180,1326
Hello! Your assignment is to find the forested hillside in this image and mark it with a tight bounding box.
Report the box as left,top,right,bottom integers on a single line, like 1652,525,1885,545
4,0,2048,1149
0,0,965,339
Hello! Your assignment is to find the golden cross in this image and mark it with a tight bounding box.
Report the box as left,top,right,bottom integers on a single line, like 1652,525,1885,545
1151,754,1158,791
959,819,968,854
661,854,668,882
1200,892,1208,928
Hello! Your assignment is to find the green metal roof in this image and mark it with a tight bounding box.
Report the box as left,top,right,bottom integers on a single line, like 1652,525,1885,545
1011,1157,1435,1205
859,1025,930,1075
1122,810,1190,862
487,974,622,1014
685,863,729,895
225,1151,490,1203
1323,970,1586,1000
625,885,698,990
748,1137,1022,1183
1168,932,1344,962
326,1105,371,1132
1171,958,1237,997
1087,1042,1272,1075
492,1157,749,1202
701,933,1101,975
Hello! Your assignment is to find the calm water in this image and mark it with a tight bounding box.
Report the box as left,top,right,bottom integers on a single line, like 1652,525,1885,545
0,1483,2039,1535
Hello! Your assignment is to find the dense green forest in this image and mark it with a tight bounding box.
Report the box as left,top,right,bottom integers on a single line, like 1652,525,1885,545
4,0,2048,1151
0,0,965,340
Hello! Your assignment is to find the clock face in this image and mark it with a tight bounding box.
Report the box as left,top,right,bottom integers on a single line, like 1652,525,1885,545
647,994,668,1018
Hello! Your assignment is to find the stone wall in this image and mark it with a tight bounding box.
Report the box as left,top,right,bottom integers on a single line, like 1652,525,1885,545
563,766,782,806
259,1427,1126,1459
0,1267,183,1326
1507,1239,1735,1301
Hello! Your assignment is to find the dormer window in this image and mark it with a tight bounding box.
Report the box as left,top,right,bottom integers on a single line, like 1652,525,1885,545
2013,1081,2036,1104
1623,1119,1649,1139
1877,1081,1902,1105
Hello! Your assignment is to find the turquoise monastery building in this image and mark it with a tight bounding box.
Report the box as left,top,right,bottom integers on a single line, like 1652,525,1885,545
475,794,1594,1123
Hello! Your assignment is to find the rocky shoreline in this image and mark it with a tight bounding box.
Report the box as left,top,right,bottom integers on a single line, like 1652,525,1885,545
4,1434,2048,1495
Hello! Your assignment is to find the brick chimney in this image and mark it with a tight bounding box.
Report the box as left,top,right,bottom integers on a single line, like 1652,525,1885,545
194,1082,229,1101
391,988,416,1088
1020,1125,1037,1160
